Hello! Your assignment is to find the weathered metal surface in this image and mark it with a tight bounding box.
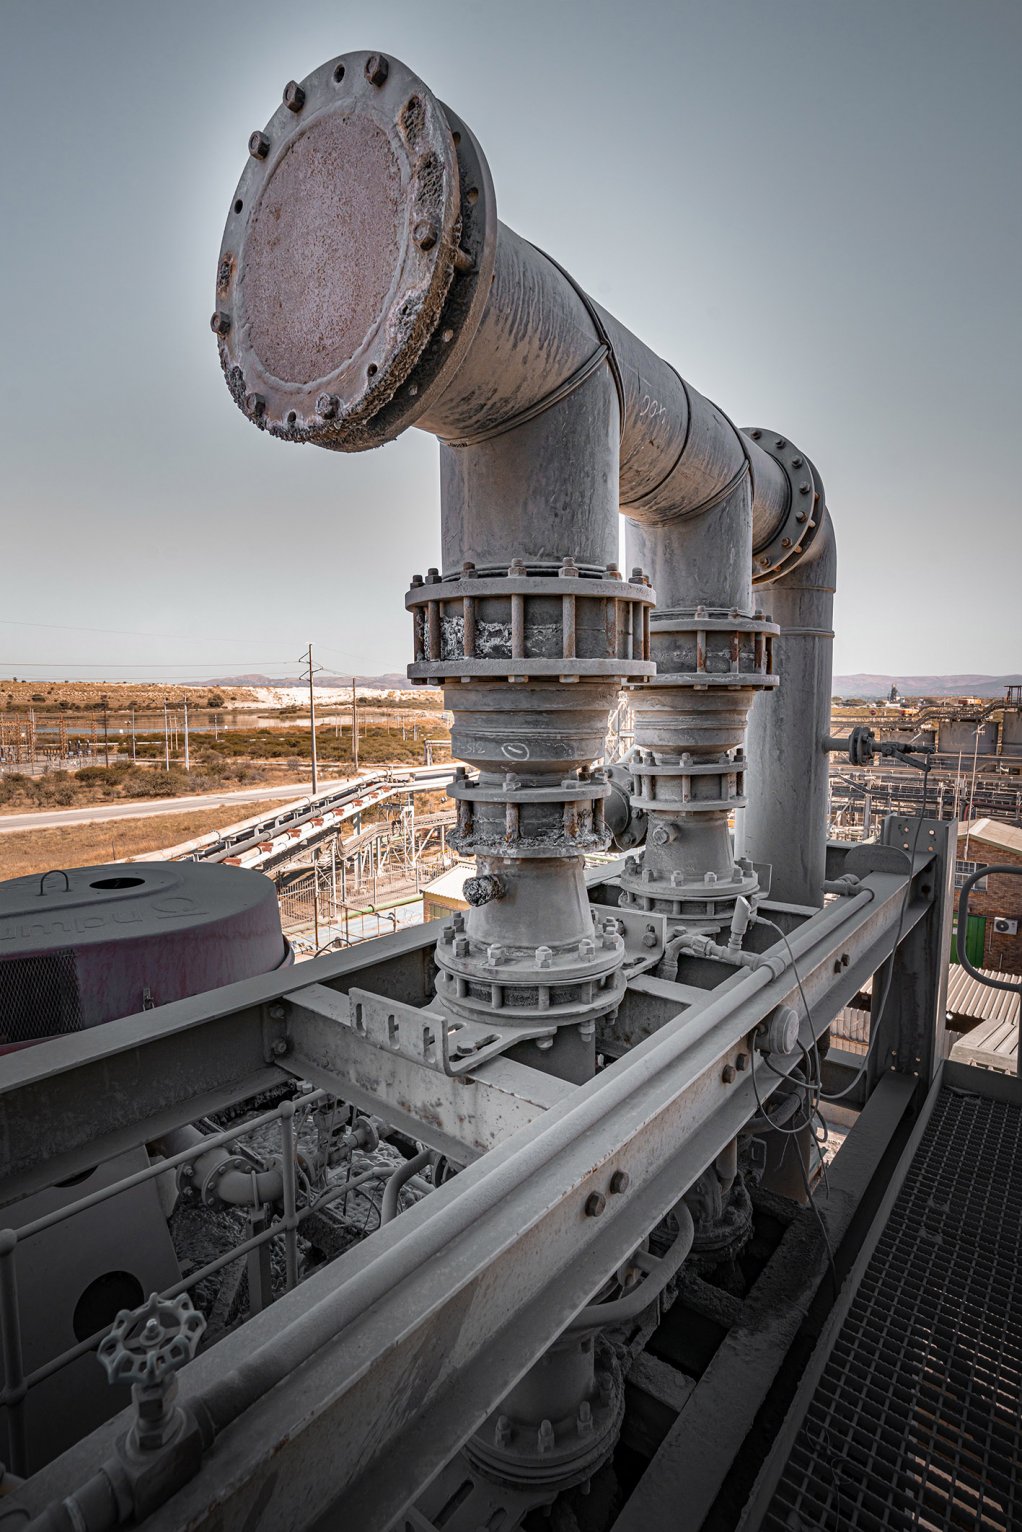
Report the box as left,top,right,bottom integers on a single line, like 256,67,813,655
2,869,945,1532
0,925,437,1202
744,508,836,906
0,861,288,1038
611,1071,920,1532
739,1064,1022,1531
213,51,799,556
214,53,468,448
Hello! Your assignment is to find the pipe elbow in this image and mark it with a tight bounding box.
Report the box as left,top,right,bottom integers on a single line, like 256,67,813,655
210,1161,284,1208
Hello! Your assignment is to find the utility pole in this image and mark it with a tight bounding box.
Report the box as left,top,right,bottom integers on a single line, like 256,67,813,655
183,699,190,772
102,700,110,768
130,705,136,763
351,677,360,773
163,700,170,770
300,644,321,793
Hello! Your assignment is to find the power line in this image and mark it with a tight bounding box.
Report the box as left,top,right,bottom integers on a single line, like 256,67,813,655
0,659,301,673
0,617,313,646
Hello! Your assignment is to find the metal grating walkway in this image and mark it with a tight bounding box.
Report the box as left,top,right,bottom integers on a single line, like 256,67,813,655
763,1087,1022,1530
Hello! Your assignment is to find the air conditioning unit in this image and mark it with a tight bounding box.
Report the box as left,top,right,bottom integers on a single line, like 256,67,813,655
994,916,1019,936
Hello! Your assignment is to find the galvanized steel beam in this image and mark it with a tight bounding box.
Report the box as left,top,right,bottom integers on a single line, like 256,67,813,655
5,868,938,1531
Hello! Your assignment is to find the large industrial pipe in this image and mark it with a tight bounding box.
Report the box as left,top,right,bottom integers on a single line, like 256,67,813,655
213,48,829,943
745,509,837,906
212,50,817,570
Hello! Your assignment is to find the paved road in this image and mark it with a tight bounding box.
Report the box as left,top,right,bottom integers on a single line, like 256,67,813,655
0,766,457,836
0,781,327,835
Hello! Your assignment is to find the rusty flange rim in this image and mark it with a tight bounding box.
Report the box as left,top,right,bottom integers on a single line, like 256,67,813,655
213,52,470,448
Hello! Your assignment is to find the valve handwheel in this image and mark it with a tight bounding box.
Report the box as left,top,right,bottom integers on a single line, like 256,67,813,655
98,1292,205,1388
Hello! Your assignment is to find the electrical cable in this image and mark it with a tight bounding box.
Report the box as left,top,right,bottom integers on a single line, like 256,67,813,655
748,1051,840,1299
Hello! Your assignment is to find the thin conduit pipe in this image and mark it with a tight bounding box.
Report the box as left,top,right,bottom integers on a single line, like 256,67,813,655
380,1149,433,1225
565,1202,694,1333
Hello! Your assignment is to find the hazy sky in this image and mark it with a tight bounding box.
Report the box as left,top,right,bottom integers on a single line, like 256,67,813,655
2,0,1019,682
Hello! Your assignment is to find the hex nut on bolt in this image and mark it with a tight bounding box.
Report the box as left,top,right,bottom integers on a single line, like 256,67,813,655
316,393,340,419
721,1063,737,1084
283,80,306,112
365,54,389,86
585,1192,606,1218
248,131,270,159
210,311,231,336
609,1170,630,1195
414,219,438,251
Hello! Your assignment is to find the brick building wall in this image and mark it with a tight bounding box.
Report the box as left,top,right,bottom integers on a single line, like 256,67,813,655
961,828,1022,973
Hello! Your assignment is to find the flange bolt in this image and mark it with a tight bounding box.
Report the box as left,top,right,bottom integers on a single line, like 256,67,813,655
585,1192,606,1218
210,311,231,336
365,54,389,86
283,80,306,112
248,130,270,159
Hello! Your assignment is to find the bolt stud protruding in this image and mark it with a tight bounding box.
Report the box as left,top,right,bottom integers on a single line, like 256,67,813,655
248,131,270,159
210,311,231,336
365,54,389,86
283,80,306,112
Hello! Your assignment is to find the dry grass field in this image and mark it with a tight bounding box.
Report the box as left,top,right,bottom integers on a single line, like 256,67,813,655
0,800,296,881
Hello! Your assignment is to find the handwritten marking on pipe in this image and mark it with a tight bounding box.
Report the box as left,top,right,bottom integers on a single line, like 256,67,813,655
638,393,668,422
501,743,530,761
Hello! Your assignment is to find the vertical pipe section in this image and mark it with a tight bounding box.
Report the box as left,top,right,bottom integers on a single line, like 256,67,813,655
439,365,620,570
0,1230,26,1476
744,509,837,906
626,479,753,615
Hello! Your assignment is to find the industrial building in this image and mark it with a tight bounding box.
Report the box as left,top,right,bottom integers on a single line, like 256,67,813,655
2,46,1021,1532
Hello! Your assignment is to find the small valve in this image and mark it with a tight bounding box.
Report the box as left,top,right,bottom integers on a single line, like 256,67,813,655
824,727,933,772
98,1292,205,1388
98,1293,205,1452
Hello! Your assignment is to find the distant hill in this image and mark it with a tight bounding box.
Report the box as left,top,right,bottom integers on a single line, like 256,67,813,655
833,674,1022,699
209,672,413,691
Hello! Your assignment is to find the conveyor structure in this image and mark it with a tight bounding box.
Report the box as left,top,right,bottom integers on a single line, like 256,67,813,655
2,47,1019,1532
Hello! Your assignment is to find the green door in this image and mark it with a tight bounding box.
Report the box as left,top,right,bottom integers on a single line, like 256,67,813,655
951,914,986,967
